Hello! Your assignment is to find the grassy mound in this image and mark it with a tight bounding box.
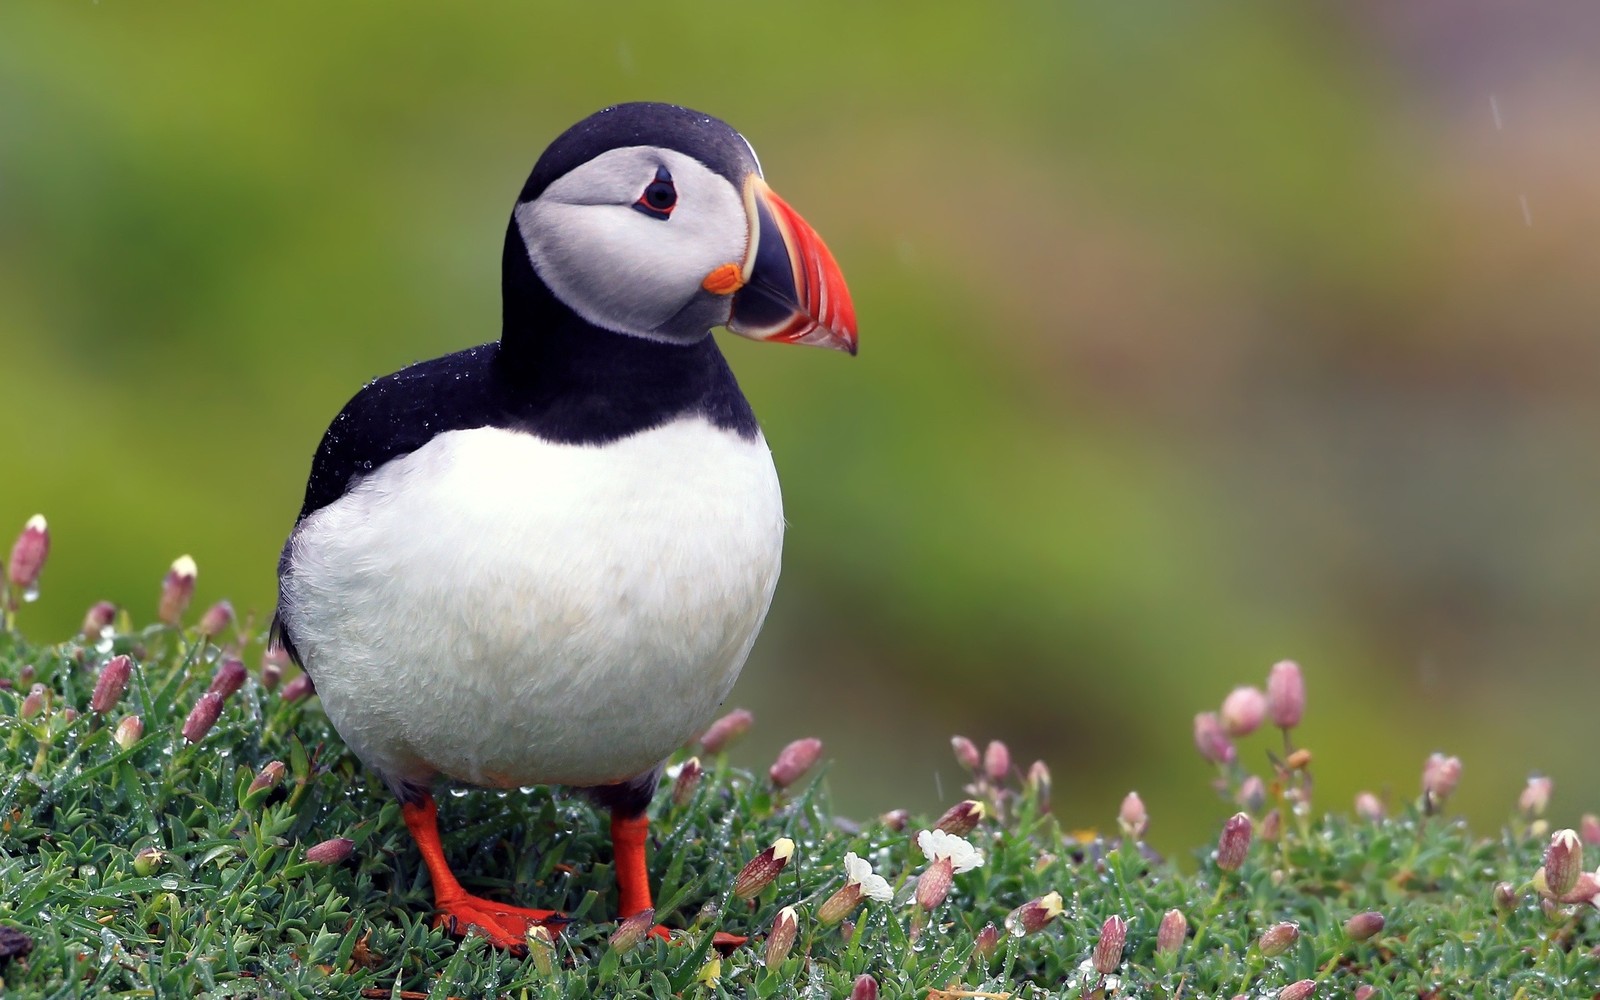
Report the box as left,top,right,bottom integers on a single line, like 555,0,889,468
1,562,1597,997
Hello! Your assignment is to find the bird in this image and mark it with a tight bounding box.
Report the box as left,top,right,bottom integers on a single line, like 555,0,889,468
270,102,856,950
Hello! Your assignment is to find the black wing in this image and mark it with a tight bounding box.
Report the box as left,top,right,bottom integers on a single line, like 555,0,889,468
271,343,502,665
293,343,503,523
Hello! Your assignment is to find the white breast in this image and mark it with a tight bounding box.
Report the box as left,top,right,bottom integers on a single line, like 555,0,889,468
280,417,784,789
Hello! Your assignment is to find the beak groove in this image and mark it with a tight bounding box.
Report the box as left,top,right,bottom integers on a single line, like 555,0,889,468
727,177,857,355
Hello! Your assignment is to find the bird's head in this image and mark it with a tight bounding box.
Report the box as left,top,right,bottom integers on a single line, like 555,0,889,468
509,103,857,354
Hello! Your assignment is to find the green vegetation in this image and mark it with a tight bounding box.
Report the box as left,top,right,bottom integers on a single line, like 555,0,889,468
3,570,1596,998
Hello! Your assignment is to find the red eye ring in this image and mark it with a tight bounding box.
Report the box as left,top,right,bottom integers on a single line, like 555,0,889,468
633,167,676,220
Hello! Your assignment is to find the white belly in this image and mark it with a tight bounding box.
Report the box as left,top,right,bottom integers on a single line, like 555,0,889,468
280,417,783,789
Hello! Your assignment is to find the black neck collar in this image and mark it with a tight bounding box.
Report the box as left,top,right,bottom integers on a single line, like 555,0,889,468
494,222,757,442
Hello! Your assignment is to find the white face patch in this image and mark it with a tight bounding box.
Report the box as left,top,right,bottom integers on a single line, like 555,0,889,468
516,146,749,341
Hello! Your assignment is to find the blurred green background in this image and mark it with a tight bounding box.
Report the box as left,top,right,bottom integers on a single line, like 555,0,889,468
5,3,1599,851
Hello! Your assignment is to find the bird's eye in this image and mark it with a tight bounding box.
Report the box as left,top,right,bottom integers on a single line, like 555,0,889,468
633,167,676,220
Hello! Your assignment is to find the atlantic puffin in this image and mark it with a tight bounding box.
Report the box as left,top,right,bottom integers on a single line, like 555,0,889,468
271,102,856,948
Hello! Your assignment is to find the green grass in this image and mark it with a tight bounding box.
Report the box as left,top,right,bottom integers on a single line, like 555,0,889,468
1,607,1596,999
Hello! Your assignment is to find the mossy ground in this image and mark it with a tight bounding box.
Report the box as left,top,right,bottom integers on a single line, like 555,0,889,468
1,607,1597,999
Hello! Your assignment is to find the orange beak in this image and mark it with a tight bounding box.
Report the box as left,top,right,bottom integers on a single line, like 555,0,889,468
723,176,857,355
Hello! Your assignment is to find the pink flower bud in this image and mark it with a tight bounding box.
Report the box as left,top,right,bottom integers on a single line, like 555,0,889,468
281,672,313,702
1237,775,1266,814
816,880,863,925
208,658,248,700
974,922,1002,960
608,907,654,952
1220,685,1267,737
763,905,798,968
1582,814,1600,847
950,735,981,773
304,837,354,865
1258,921,1299,956
732,838,794,899
1119,791,1149,839
848,974,879,1000
1279,981,1316,1000
881,808,909,831
196,600,234,639
915,855,954,911
181,692,224,743
1558,871,1600,905
1092,915,1126,975
114,714,144,748
1354,791,1385,822
1005,891,1063,935
769,737,822,788
698,707,753,753
1344,911,1385,941
1260,808,1283,842
983,740,1011,785
671,756,702,808
1265,660,1305,729
1027,759,1051,811
21,683,47,719
1156,908,1187,956
1216,812,1252,871
90,655,133,714
248,760,286,797
1543,829,1584,898
935,799,986,837
158,555,198,625
7,514,49,591
1493,881,1517,913
1421,752,1462,809
81,601,118,637
1193,712,1237,765
60,707,78,724
1353,986,1376,1000
1519,775,1553,818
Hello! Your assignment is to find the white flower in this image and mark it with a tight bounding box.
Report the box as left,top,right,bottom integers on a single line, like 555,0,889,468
843,852,893,903
916,829,985,874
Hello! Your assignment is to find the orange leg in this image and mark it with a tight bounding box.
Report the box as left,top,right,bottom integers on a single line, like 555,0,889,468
610,812,656,920
610,809,746,949
610,811,671,941
402,796,562,950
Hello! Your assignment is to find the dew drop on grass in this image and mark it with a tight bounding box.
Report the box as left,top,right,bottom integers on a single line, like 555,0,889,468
21,584,39,603
160,876,180,890
95,637,114,654
449,788,469,799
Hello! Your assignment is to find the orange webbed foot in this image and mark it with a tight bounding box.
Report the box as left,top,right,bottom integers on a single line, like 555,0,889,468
402,795,567,953
710,931,748,953
433,893,565,951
